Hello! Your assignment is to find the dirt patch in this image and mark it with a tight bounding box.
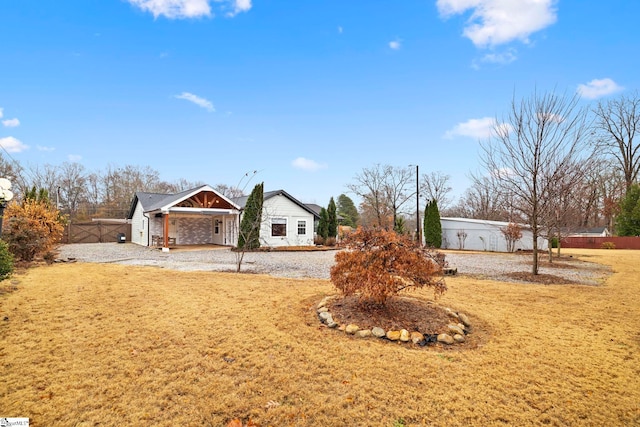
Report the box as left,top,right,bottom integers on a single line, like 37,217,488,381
505,271,582,284
327,295,450,333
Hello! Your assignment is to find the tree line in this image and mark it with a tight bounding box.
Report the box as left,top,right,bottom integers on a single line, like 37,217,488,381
1,90,638,248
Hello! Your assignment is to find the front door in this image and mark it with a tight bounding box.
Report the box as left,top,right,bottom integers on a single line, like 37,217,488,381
226,219,237,246
169,217,178,244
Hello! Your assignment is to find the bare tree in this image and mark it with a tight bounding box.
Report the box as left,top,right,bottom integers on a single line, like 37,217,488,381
594,91,640,192
27,164,60,200
214,183,244,198
481,90,594,275
420,171,452,209
383,166,415,230
347,164,393,228
446,173,510,221
58,162,88,218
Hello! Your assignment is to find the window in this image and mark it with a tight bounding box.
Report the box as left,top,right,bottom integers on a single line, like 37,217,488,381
297,220,306,235
272,218,287,237
214,220,220,235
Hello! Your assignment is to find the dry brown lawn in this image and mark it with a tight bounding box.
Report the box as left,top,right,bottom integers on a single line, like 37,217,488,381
1,249,639,426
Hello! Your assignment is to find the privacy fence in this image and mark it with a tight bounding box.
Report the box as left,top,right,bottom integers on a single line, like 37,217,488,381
61,221,131,244
561,236,640,250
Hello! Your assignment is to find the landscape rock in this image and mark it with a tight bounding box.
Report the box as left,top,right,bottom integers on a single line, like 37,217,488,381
453,334,465,343
437,333,455,345
400,329,410,342
386,330,401,341
445,308,459,320
317,299,328,309
457,323,466,332
355,329,372,338
458,313,471,327
326,320,338,328
371,327,386,338
345,324,360,334
410,331,424,344
318,311,332,322
317,306,329,313
448,324,465,336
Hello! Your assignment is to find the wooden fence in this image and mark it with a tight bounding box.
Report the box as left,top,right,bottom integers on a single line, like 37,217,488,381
61,222,131,244
561,236,640,250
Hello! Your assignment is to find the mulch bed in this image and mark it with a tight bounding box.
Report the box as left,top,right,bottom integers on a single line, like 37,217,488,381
327,295,452,334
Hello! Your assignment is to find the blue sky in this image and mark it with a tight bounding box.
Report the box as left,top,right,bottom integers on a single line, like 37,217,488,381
1,0,637,206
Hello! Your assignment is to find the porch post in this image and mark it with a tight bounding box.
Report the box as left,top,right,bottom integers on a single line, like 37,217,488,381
163,212,170,252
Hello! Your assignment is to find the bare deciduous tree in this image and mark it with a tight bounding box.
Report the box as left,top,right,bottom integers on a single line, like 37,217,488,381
348,164,414,229
594,91,640,192
481,90,594,274
420,171,452,209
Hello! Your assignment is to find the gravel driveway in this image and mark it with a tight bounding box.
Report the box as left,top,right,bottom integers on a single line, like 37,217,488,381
55,243,607,284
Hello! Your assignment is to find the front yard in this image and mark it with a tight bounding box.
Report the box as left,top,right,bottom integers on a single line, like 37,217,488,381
0,249,639,426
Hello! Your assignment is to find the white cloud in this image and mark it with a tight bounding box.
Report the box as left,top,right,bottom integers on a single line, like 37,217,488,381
174,92,215,112
577,78,624,100
389,40,402,50
68,154,82,162
128,0,211,18
2,118,20,128
0,136,29,153
479,49,517,65
127,0,251,19
37,145,55,152
0,108,3,118
437,0,557,48
445,117,498,139
228,0,252,17
292,157,328,172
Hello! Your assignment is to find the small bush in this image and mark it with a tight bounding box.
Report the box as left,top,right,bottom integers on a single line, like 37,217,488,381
601,241,616,249
330,227,446,305
4,199,65,261
324,237,337,247
0,240,15,281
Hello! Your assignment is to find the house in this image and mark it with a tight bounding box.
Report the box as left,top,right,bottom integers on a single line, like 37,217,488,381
128,185,241,251
127,185,320,251
232,190,319,247
440,217,548,252
567,227,610,237
304,203,345,237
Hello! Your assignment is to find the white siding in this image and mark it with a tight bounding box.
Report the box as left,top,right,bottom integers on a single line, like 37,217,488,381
258,194,315,247
441,218,548,252
130,202,148,246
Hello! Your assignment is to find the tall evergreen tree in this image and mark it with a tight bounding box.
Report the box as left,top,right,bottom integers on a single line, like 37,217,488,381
327,197,338,238
337,194,359,227
424,199,442,248
616,183,640,236
237,182,263,250
318,207,329,240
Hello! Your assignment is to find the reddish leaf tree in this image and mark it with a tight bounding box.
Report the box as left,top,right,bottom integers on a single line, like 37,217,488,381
330,228,447,305
500,222,523,253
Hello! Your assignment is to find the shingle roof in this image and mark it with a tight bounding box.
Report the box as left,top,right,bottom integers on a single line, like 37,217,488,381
231,189,319,218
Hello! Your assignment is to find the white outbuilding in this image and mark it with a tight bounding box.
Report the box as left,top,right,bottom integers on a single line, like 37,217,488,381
440,217,548,252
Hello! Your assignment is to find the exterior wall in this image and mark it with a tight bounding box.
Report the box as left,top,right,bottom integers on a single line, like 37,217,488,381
441,218,548,252
176,215,213,245
258,194,315,247
130,202,148,246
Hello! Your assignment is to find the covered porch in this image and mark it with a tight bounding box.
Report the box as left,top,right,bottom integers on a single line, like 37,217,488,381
129,185,241,252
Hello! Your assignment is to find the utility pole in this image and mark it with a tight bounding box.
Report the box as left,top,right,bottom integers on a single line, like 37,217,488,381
416,165,421,246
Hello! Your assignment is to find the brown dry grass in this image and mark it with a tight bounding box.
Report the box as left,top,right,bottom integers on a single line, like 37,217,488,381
1,249,639,426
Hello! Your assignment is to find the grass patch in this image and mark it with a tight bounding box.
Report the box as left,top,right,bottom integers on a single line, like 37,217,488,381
1,249,639,426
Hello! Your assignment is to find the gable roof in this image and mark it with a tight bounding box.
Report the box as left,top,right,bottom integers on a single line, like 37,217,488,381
231,189,319,219
127,184,240,218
